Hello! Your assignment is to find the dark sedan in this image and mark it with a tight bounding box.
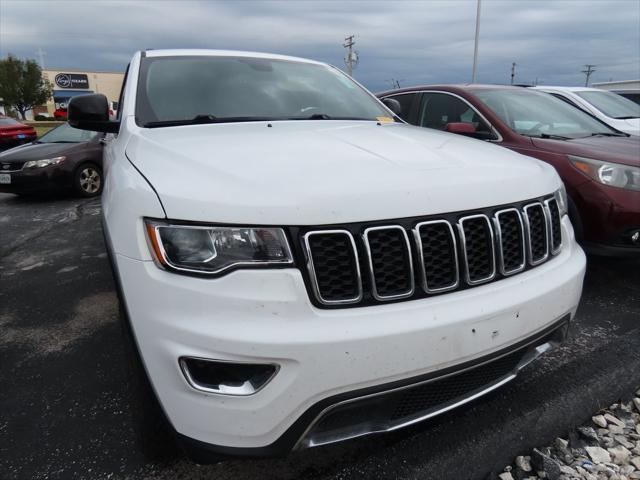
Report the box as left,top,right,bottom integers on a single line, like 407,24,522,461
0,116,37,149
377,85,640,256
0,122,104,197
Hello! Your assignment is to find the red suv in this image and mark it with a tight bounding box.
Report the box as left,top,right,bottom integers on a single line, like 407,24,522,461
377,85,640,256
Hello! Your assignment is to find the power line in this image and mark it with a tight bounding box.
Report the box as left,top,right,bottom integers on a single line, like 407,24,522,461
36,47,46,69
343,34,358,77
581,64,596,86
471,0,482,83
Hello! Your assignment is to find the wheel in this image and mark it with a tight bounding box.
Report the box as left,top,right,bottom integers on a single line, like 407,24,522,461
73,163,103,197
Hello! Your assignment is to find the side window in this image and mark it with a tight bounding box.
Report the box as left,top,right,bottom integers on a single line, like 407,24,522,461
418,93,492,135
116,64,129,122
386,93,417,123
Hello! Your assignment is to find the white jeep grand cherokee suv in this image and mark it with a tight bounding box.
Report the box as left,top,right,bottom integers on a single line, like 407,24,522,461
68,50,586,461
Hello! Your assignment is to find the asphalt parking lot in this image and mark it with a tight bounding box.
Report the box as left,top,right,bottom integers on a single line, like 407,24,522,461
1,193,639,480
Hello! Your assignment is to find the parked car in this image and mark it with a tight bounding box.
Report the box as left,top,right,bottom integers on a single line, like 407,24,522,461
0,116,37,149
69,50,585,461
532,86,640,136
0,122,104,197
610,90,640,106
53,107,68,120
377,85,640,256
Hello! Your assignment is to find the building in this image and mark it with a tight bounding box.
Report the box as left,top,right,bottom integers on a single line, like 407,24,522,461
592,79,640,91
35,68,125,117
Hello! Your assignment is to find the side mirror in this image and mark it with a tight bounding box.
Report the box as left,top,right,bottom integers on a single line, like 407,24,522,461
445,122,477,135
381,97,402,116
68,94,120,133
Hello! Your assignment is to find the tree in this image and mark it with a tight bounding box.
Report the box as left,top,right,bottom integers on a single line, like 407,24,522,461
0,54,52,120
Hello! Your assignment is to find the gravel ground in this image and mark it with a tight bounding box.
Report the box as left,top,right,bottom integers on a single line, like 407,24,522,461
495,389,640,480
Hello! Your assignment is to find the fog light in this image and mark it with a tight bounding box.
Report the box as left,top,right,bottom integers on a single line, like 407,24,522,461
179,357,278,396
631,230,640,244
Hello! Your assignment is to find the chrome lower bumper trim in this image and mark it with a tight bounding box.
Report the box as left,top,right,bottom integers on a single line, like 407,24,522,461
296,321,565,450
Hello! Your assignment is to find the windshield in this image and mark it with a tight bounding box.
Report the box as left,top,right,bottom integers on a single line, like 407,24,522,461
38,122,99,143
575,90,640,119
136,56,391,126
472,89,619,138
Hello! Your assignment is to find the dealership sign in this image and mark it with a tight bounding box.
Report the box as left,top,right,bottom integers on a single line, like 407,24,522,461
54,73,89,89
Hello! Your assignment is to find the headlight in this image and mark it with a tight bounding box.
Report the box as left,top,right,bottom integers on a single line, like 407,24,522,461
554,184,568,216
145,220,294,275
23,156,66,169
569,155,640,192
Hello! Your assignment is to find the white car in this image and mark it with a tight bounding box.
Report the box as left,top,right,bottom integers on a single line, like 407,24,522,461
533,86,640,136
68,50,586,461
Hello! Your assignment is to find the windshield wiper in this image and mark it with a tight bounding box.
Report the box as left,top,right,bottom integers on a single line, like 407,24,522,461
143,115,277,128
586,132,628,137
614,116,638,120
288,114,374,121
522,132,572,140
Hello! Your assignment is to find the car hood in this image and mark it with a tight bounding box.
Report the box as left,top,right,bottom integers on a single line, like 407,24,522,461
0,142,77,163
531,135,640,167
126,120,561,225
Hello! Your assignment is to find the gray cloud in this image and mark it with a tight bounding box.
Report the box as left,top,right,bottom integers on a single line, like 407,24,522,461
1,0,638,92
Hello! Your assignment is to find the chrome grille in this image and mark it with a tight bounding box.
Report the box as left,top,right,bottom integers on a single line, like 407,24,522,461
363,226,414,300
413,220,459,293
303,230,362,305
494,209,526,276
545,198,562,254
301,196,560,308
523,203,549,265
458,215,495,285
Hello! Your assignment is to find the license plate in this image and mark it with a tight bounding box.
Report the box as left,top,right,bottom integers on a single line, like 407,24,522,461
0,174,10,184
16,134,26,139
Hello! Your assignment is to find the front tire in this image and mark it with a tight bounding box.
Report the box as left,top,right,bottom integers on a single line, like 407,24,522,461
74,163,103,197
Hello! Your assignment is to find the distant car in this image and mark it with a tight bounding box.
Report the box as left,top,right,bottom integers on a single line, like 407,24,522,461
0,117,37,149
0,122,104,197
53,108,68,120
532,86,640,136
611,90,640,106
377,85,640,256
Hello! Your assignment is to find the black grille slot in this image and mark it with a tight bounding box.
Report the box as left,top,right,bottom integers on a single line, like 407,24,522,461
305,231,361,304
547,199,562,253
416,221,458,291
0,161,23,172
495,210,525,274
365,227,413,299
525,204,548,263
460,216,495,283
390,348,524,420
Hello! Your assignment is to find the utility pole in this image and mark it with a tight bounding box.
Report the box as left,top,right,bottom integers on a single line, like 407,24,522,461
582,64,596,86
471,0,482,83
36,47,47,69
510,62,516,85
386,78,404,89
343,35,358,77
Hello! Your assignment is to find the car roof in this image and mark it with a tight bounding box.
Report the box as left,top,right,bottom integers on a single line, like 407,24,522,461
532,86,603,92
143,49,325,66
376,84,527,97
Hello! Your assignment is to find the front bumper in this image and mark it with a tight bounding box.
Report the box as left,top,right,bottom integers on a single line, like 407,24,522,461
114,216,586,455
574,180,640,255
0,167,73,194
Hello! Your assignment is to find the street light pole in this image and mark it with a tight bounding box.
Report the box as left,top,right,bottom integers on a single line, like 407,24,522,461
471,0,482,83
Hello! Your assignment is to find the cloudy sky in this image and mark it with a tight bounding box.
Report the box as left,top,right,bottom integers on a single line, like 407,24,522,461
1,0,639,91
